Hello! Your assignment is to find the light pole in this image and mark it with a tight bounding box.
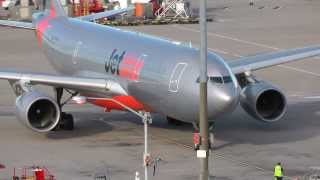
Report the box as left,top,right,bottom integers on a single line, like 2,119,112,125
199,0,209,179
142,112,152,180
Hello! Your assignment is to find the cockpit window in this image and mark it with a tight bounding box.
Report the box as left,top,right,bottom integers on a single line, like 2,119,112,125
222,76,232,83
209,76,223,84
196,76,232,84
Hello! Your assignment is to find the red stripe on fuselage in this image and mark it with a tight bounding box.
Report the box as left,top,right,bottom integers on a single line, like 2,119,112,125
119,53,144,81
36,2,56,47
88,96,151,112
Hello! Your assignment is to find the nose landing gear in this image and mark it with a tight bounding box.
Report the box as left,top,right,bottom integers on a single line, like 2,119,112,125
193,121,215,131
192,121,215,150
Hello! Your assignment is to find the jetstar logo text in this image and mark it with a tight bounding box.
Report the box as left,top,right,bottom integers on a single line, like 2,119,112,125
105,49,145,81
105,49,126,75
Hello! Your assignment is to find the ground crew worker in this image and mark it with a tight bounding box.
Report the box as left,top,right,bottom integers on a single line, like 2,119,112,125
274,162,284,180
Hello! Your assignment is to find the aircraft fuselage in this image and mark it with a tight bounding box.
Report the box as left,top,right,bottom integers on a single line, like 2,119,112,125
34,13,240,122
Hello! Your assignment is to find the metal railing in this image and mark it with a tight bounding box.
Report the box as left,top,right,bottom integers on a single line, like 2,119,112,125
155,0,189,18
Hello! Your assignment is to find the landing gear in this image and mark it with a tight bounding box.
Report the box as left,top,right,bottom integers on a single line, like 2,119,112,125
192,121,216,131
167,116,183,125
192,121,216,150
59,112,74,130
209,121,215,131
53,88,77,131
192,121,199,131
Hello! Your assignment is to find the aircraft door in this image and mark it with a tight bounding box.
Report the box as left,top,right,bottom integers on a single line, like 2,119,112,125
168,63,188,93
72,41,82,65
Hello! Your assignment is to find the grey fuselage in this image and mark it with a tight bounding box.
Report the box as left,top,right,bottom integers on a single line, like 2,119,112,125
33,12,240,122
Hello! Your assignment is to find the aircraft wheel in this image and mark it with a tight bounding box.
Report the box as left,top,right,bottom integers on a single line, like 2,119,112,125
61,113,74,130
51,113,74,131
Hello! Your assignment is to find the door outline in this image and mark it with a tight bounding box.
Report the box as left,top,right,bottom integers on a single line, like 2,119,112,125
168,62,188,92
72,41,82,65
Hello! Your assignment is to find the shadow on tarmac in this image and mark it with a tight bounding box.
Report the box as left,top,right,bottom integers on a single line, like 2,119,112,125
105,100,320,148
42,100,320,150
46,113,113,140
215,100,320,146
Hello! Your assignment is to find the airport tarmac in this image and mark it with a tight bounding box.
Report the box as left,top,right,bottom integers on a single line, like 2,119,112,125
1,0,320,179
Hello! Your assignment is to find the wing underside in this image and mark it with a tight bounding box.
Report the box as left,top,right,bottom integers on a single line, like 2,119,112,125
228,46,320,74
0,70,127,96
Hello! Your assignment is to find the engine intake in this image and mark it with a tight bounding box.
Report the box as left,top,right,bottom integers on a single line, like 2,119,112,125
16,91,61,132
240,82,286,122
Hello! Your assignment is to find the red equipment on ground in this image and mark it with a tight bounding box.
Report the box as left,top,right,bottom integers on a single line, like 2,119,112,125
149,0,161,14
73,0,104,17
89,0,104,13
34,168,45,180
12,166,55,180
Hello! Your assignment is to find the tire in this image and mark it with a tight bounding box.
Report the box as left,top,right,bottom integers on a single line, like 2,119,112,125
51,113,74,131
62,114,74,130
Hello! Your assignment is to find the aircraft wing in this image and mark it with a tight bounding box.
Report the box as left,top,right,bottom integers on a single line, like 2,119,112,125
0,20,35,30
77,7,134,22
228,46,320,74
0,70,127,95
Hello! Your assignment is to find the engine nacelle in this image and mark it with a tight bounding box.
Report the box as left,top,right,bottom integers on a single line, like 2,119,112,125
240,82,286,122
15,91,61,132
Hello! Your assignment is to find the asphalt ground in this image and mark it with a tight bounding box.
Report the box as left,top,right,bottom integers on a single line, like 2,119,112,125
1,0,320,179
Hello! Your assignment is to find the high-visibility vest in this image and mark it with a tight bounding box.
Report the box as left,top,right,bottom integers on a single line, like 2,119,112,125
274,165,283,177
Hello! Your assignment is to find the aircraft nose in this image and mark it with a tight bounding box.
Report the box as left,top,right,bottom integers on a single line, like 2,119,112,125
207,82,240,119
205,52,240,119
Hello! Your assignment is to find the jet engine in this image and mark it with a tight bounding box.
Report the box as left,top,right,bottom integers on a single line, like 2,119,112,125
240,82,286,122
15,91,61,132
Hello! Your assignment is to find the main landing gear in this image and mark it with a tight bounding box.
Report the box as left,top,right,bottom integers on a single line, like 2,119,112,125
54,88,78,131
56,112,74,130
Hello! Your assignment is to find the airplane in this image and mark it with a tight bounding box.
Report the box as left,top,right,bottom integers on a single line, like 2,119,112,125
0,0,319,133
